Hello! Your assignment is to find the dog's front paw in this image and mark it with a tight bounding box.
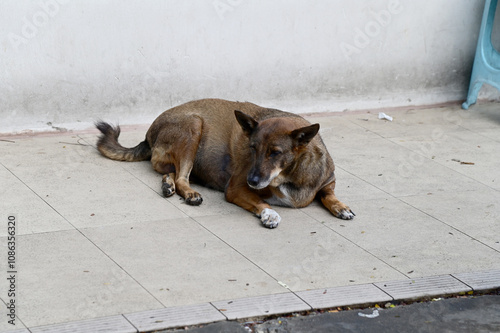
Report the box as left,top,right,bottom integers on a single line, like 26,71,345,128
328,202,355,220
259,208,281,228
337,208,355,220
185,192,203,206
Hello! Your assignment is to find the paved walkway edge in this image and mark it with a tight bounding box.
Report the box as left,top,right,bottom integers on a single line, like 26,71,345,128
7,269,500,333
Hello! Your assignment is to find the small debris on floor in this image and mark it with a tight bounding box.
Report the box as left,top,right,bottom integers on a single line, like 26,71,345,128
358,309,380,318
378,112,393,121
451,158,475,165
278,281,289,288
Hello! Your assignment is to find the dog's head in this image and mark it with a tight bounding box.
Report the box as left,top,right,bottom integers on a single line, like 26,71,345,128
235,110,320,189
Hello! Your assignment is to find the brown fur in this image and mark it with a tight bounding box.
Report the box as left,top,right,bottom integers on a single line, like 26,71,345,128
96,98,354,228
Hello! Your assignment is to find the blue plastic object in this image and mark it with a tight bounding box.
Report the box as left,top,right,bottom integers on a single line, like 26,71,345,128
463,0,500,110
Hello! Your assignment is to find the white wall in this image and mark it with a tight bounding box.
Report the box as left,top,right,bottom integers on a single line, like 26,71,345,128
0,0,496,133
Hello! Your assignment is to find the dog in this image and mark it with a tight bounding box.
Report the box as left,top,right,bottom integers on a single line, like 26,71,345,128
95,98,354,228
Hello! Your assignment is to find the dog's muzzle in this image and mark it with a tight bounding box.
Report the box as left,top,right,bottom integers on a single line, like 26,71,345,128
247,173,270,190
247,174,260,187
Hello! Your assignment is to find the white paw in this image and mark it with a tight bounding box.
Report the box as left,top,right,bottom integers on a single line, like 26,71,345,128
338,209,355,220
260,208,281,228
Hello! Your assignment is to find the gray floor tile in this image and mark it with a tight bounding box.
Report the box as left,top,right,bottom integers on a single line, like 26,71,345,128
401,189,500,250
124,303,225,332
453,269,500,291
346,106,464,139
29,315,136,333
0,313,28,332
159,184,244,218
374,275,471,301
6,162,186,229
326,167,391,203
305,197,500,277
0,134,186,229
0,166,73,236
389,129,500,190
452,103,500,131
474,127,500,142
195,209,405,291
120,167,243,218
0,134,99,168
0,329,30,333
296,284,392,309
0,296,26,332
0,230,160,328
81,218,285,307
306,114,381,144
328,137,483,197
212,293,310,320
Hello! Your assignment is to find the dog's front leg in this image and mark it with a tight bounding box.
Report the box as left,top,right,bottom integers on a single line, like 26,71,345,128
318,181,355,220
225,180,281,228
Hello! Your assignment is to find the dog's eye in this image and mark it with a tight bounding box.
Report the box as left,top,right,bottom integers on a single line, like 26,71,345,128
249,144,257,151
269,150,282,157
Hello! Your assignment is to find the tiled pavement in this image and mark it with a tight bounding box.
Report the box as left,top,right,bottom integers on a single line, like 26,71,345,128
0,102,499,332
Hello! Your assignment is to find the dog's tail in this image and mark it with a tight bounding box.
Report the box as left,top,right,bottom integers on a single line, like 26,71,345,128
95,121,151,162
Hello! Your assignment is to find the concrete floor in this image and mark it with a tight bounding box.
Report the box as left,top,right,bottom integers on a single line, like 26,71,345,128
0,102,499,332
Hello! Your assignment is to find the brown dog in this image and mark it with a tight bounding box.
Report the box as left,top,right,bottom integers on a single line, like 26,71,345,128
96,98,354,228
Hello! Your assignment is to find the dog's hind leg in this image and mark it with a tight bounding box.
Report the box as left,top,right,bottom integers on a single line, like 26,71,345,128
162,173,176,197
151,117,204,206
151,148,177,197
318,180,355,220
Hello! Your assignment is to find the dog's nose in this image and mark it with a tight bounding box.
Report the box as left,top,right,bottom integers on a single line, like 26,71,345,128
247,175,260,188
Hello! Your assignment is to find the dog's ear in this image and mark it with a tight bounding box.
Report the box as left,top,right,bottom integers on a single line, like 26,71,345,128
235,110,258,136
291,123,320,147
